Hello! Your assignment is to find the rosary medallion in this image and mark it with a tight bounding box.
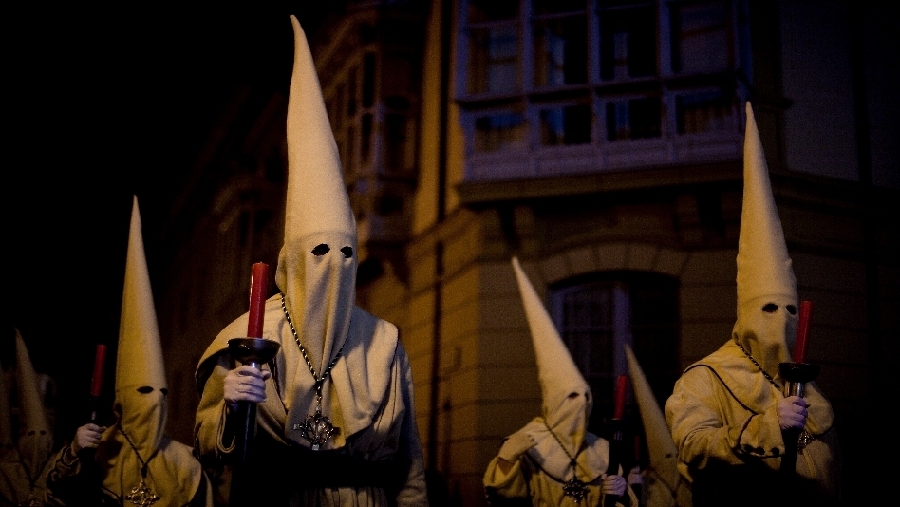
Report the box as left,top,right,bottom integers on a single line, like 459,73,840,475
562,477,588,503
281,293,345,451
797,429,815,451
125,479,159,506
296,403,339,451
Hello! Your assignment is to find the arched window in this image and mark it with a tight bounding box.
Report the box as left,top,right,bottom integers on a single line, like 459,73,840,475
550,271,680,438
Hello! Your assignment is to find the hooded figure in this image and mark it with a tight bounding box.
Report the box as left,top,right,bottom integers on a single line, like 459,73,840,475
194,15,427,507
0,329,55,507
483,257,636,507
46,196,213,507
625,345,691,507
664,103,841,507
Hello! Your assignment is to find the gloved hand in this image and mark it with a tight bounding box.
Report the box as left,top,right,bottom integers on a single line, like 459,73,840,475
497,431,535,462
777,395,808,430
223,365,272,405
71,423,105,454
601,474,627,497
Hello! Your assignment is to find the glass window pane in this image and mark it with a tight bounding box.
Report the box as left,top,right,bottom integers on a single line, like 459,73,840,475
671,1,731,73
345,125,356,176
533,0,587,16
561,285,614,378
468,0,518,23
676,90,733,134
600,4,656,80
468,25,519,94
363,53,376,107
540,104,592,146
475,110,527,152
605,97,661,141
347,66,357,116
551,273,680,436
534,15,588,86
384,113,407,172
361,114,373,164
377,191,404,215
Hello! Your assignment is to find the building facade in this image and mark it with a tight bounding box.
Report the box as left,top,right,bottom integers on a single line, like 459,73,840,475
154,1,897,506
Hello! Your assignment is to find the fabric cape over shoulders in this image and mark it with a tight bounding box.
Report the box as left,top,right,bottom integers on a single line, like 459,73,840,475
99,430,205,506
484,418,637,507
667,340,841,506
515,418,610,481
681,341,833,434
196,293,400,443
45,428,209,507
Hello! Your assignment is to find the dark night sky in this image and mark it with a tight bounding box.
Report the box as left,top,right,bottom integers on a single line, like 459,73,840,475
4,4,330,402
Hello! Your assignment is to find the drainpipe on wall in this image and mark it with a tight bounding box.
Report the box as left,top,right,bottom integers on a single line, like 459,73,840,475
427,0,452,477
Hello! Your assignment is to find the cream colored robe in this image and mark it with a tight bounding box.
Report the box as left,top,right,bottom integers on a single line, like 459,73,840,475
665,341,841,506
0,445,52,507
194,297,428,507
484,418,638,507
44,426,212,507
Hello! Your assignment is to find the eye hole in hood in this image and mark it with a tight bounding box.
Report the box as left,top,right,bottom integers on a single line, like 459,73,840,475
761,303,797,314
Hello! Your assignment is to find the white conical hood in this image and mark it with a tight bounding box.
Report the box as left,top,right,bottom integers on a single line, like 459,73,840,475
512,257,591,453
274,15,357,375
13,328,53,482
281,15,356,242
733,102,797,378
116,196,166,455
626,345,692,507
13,330,48,434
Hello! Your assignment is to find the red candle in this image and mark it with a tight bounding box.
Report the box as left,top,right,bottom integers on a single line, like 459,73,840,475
247,262,270,338
90,344,107,397
613,374,628,420
793,300,814,363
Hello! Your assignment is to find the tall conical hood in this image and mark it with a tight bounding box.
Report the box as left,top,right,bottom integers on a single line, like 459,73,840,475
734,102,797,377
625,346,689,505
512,257,591,452
118,196,166,390
275,15,357,374
13,329,49,436
736,102,796,306
13,328,53,482
116,196,166,455
280,15,356,242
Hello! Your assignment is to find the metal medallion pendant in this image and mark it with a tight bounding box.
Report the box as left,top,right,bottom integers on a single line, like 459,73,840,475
297,404,338,451
797,429,815,451
126,479,159,506
563,477,588,503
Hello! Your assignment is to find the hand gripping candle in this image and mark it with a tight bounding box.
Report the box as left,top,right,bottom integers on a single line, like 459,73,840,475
228,262,280,507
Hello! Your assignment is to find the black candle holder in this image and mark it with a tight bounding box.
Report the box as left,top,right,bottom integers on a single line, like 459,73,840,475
777,361,821,480
227,337,280,507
